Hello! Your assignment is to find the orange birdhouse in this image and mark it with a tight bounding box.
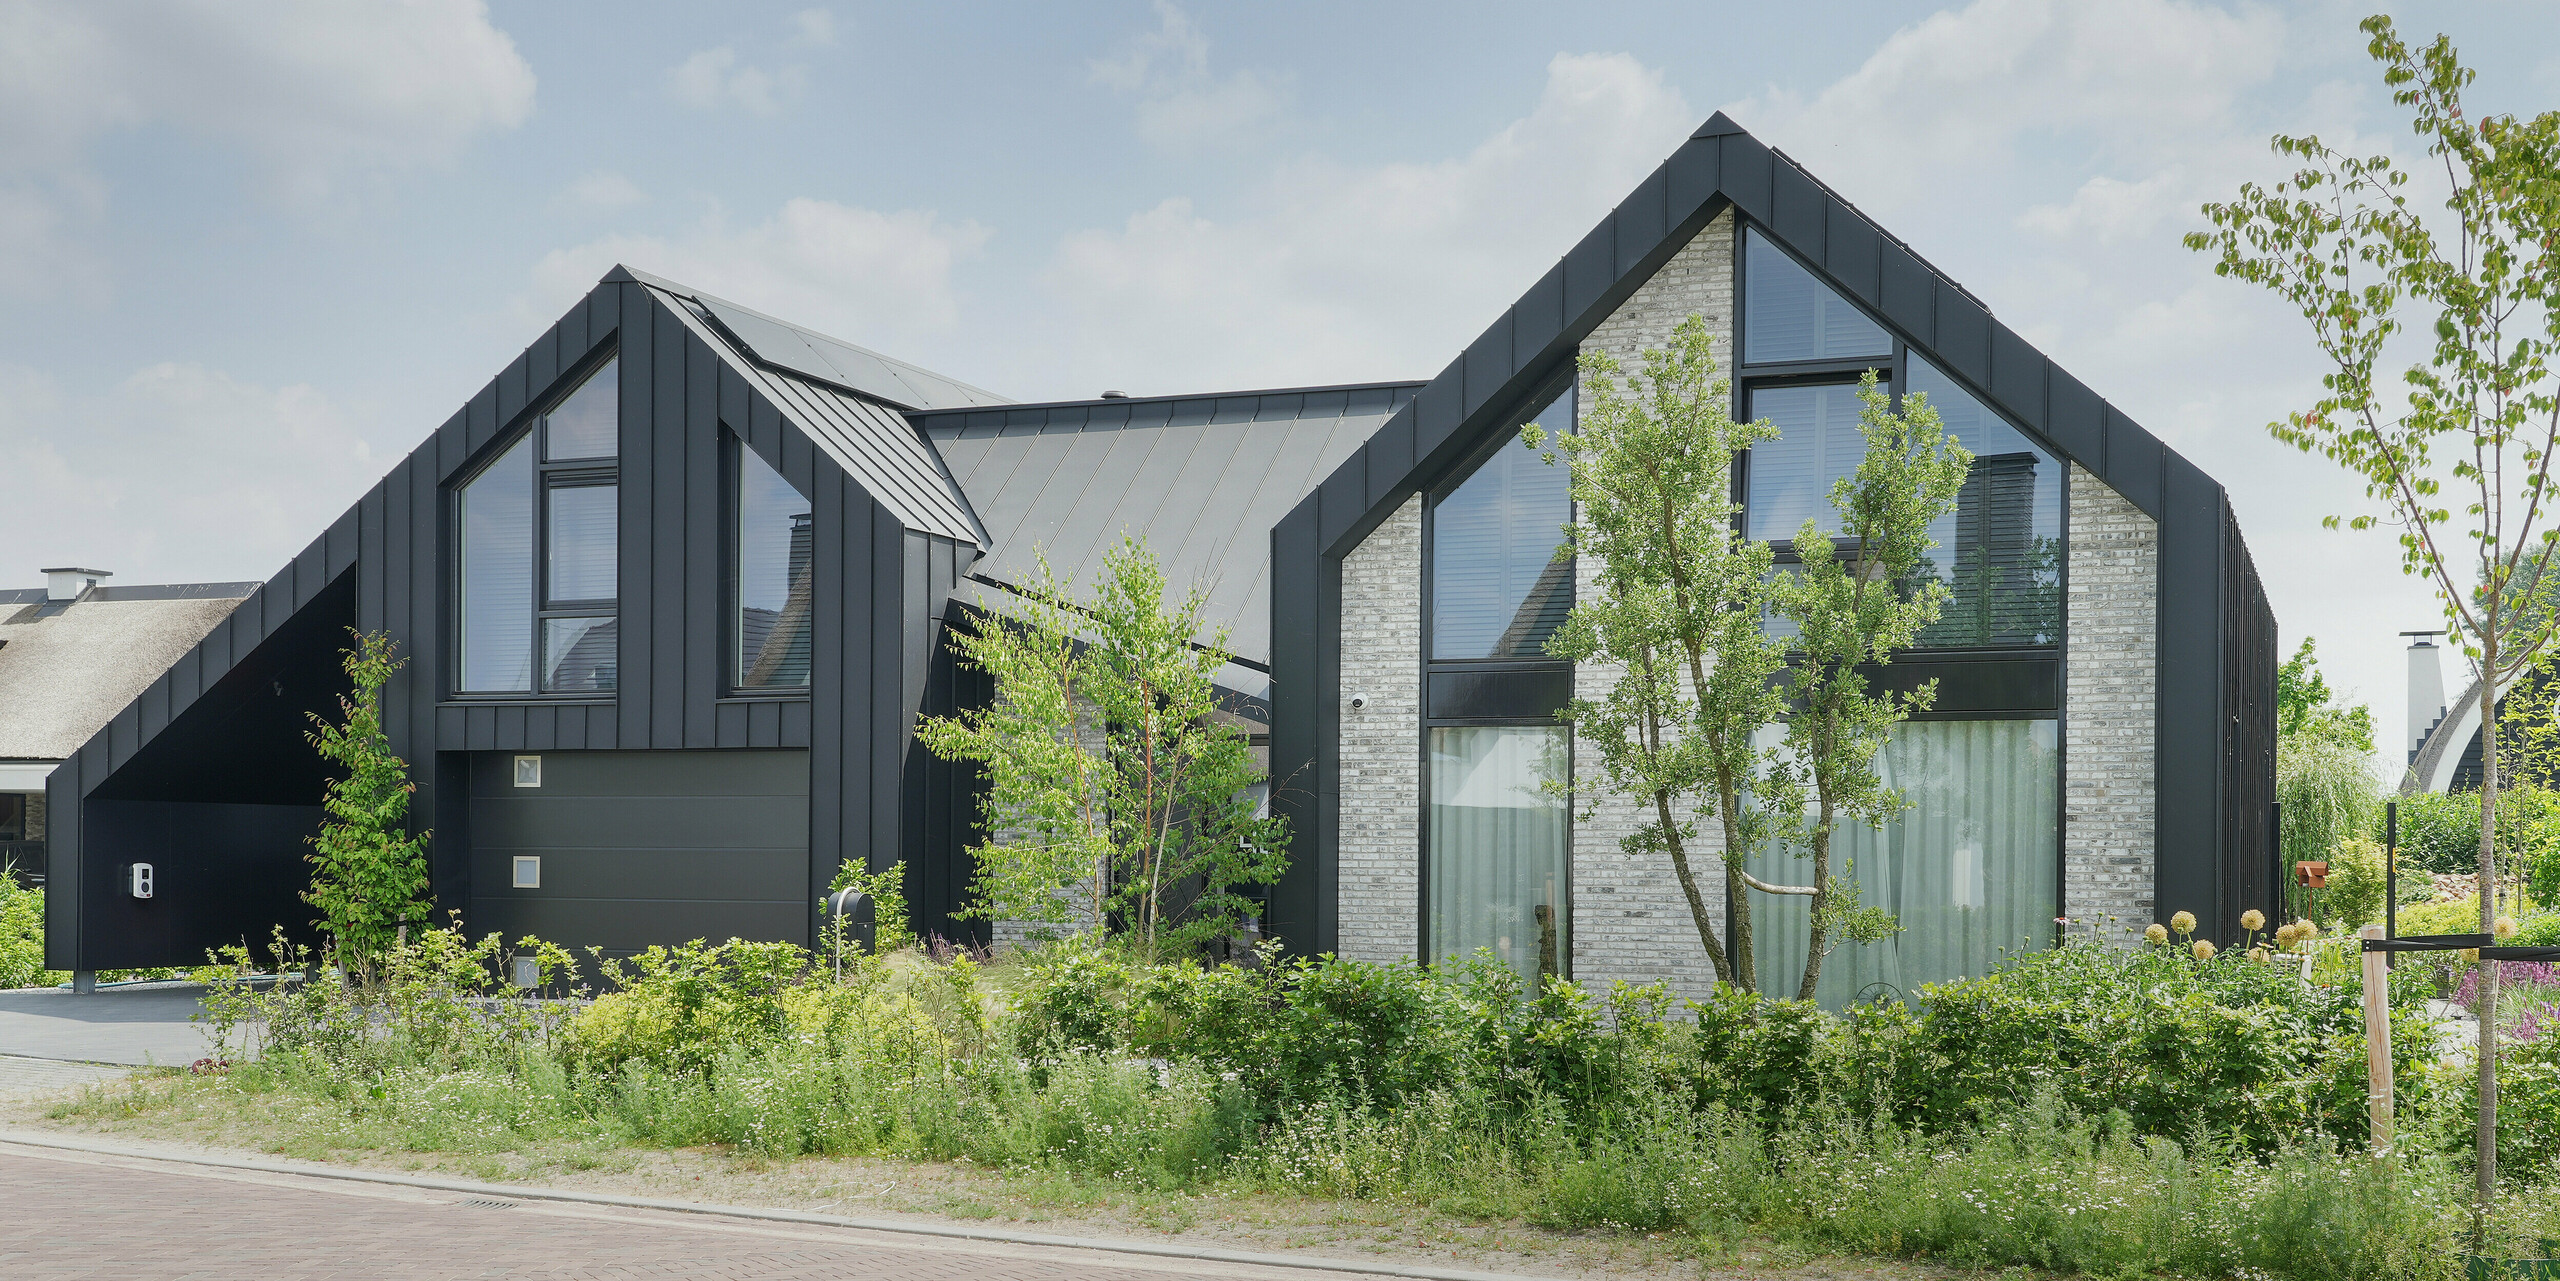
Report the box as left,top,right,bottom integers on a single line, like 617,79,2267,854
2295,860,2330,889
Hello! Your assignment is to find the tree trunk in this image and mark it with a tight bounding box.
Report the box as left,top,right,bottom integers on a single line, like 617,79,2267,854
2477,655,2501,1229
1661,790,1735,987
1797,804,1833,1002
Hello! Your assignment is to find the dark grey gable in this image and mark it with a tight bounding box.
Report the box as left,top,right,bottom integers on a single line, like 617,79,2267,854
1265,114,2277,954
48,270,991,970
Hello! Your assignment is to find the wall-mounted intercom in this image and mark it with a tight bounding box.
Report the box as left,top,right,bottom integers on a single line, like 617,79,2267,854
128,863,153,899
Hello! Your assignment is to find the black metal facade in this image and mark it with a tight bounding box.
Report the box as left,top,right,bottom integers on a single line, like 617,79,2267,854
48,274,980,971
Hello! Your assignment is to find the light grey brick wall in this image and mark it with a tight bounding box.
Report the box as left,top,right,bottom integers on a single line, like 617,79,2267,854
1568,210,1736,1002
2064,462,2158,936
1335,495,1422,963
23,790,42,841
986,696,1106,953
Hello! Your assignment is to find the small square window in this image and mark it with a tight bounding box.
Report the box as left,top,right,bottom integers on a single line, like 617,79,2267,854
513,755,542,787
512,856,541,889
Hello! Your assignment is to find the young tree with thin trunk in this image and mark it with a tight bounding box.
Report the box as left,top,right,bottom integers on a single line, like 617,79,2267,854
1767,373,1972,1000
304,630,432,985
2186,13,2560,1217
1531,314,1789,991
919,536,1286,959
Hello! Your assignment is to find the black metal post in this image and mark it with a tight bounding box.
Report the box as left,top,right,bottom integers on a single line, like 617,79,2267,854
2386,799,2399,968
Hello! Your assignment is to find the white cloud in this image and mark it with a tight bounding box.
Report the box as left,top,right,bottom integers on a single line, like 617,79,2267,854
526,199,992,351
669,46,804,115
0,0,533,200
1090,0,1288,151
0,0,532,301
0,362,384,586
1033,51,1693,392
561,170,645,212
791,9,838,47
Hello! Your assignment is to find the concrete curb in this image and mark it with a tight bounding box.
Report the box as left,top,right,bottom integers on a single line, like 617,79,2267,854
0,1128,1559,1281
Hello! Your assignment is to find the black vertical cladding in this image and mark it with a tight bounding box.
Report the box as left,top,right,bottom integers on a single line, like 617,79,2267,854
618,282,656,750
2220,500,2281,939
651,300,688,750
2155,456,2228,935
683,334,722,749
1264,505,1326,952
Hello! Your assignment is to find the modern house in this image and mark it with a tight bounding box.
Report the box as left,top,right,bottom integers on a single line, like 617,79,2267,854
2,569,257,888
46,115,2278,999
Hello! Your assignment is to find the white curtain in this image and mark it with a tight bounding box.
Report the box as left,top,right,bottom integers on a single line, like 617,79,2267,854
1749,719,2058,1006
1428,726,1569,987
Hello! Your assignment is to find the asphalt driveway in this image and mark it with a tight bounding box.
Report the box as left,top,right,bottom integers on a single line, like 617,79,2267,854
0,982,215,1066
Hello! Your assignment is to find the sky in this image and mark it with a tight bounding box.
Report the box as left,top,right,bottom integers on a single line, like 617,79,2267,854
3,0,2556,766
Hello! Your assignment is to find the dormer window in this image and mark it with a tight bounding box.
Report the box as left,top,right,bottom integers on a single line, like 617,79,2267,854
456,356,620,695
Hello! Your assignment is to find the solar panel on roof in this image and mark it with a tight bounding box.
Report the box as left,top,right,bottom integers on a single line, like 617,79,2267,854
693,295,1006,412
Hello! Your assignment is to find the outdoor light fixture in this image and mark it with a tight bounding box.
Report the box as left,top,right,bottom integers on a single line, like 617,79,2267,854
511,957,539,989
512,856,541,889
127,863,153,899
513,754,541,787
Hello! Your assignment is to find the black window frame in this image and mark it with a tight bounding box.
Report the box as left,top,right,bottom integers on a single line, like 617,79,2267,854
1732,217,2070,973
1416,364,1579,978
1732,220,2069,702
448,346,621,701
722,430,815,696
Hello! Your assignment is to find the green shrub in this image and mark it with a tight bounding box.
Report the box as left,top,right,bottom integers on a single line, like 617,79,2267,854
2324,836,2391,930
1,872,53,990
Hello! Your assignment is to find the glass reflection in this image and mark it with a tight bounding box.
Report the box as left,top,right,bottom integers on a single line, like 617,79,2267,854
735,443,813,688
459,438,533,692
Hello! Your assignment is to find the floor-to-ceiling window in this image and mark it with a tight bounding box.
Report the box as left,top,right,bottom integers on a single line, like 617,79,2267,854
1423,376,1575,987
1735,225,2063,1004
456,354,620,696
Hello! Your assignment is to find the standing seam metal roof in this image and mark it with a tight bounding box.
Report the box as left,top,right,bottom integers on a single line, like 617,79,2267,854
914,384,1419,666
643,284,988,546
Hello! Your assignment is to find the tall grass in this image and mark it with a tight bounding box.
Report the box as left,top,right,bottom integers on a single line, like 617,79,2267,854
54,926,2539,1280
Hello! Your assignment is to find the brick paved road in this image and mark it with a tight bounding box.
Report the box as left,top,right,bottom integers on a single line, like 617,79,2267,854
0,1147,1408,1281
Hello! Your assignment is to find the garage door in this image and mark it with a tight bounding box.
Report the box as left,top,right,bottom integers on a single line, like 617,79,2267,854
467,749,810,956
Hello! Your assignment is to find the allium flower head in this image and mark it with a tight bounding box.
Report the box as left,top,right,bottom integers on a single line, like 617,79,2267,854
2495,915,2520,939
2275,923,2300,947
2248,946,2270,963
2241,909,2266,933
2462,947,2483,964
2145,923,2170,945
2192,939,2217,961
2295,919,2320,940
2171,910,2198,936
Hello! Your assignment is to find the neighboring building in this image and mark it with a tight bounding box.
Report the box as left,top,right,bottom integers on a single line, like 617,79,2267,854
46,114,2279,996
2403,631,2560,795
1,569,256,887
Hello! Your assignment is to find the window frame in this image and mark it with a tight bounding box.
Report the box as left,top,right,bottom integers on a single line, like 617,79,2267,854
1732,220,2071,676
722,430,815,696
1416,365,1579,977
449,347,621,701
1732,218,2071,966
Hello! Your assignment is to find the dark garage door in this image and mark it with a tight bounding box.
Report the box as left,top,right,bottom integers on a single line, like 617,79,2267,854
468,749,810,956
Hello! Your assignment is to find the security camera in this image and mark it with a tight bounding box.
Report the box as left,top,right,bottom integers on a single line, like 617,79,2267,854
1347,692,1368,711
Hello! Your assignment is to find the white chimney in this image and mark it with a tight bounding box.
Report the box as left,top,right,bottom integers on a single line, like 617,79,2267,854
2404,631,2446,759
42,567,109,602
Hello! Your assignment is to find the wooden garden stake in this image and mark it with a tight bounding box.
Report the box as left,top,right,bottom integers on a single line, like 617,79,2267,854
2361,924,2393,1148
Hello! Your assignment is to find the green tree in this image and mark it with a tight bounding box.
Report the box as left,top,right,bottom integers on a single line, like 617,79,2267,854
2186,12,2560,1214
1532,314,1788,991
1533,327,1968,999
303,630,432,981
2277,638,2378,751
919,536,1285,958
1765,373,1973,1000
